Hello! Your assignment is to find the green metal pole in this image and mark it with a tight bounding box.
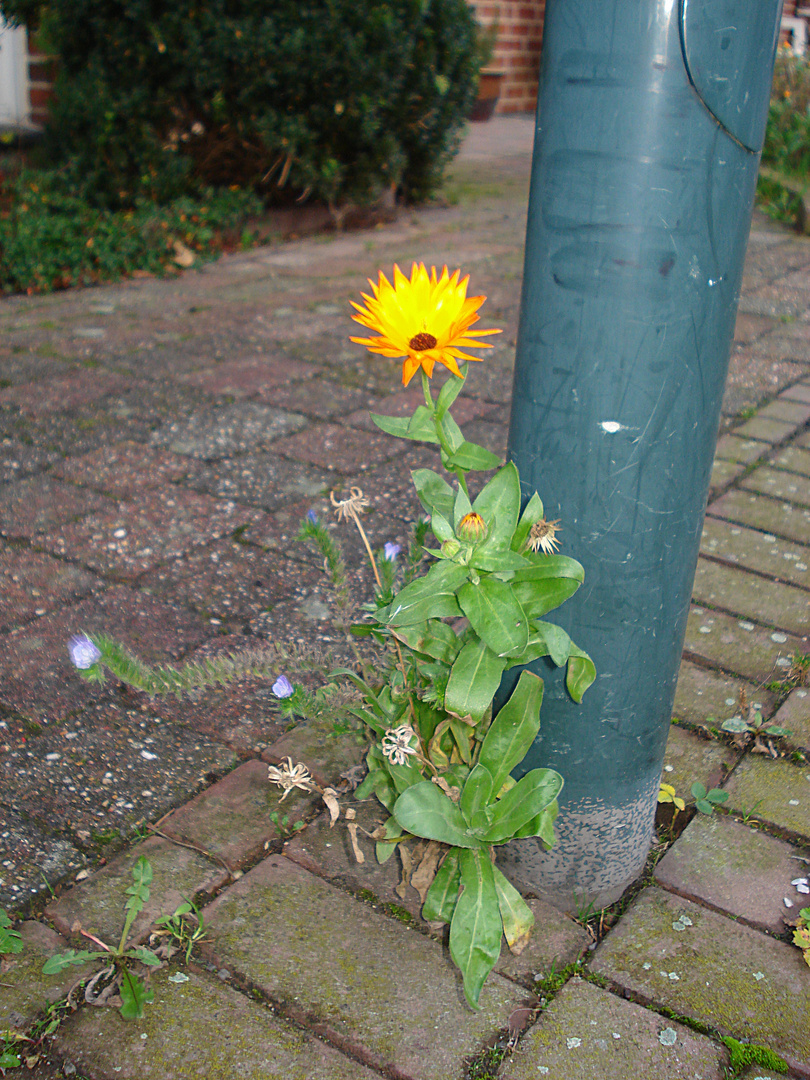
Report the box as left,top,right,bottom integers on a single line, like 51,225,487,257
499,0,782,911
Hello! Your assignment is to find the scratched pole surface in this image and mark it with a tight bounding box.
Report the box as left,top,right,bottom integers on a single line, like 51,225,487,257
498,0,782,910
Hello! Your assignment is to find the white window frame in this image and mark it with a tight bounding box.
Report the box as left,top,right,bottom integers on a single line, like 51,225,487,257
0,16,31,127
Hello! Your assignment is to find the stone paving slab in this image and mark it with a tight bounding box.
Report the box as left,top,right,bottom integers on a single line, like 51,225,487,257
741,465,810,508
684,606,803,685
0,546,101,632
757,398,810,425
590,887,810,1076
51,440,193,498
772,688,810,752
0,809,86,912
772,444,810,477
0,477,112,540
691,558,810,636
733,416,797,443
149,401,307,460
176,354,318,398
262,718,368,791
700,517,810,589
709,458,746,492
46,835,229,947
160,759,317,871
0,368,131,416
660,724,738,805
714,433,770,464
272,421,404,473
500,978,725,1080
653,813,805,933
0,921,96,1032
708,485,810,546
201,853,526,1080
182,450,331,511
722,756,810,841
672,660,776,729
782,380,810,403
56,968,380,1080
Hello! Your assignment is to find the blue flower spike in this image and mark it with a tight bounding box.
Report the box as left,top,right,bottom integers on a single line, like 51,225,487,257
383,542,401,561
272,674,294,699
67,634,102,670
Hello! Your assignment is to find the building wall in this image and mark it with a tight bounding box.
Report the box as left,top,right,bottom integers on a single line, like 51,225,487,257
469,0,546,115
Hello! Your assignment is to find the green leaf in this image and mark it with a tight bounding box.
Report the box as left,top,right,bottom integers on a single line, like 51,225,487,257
375,817,405,863
513,576,581,620
369,413,416,440
386,753,426,795
457,578,529,657
0,908,23,955
762,724,792,737
393,782,487,849
691,782,708,800
566,645,596,703
492,865,534,952
435,372,465,418
438,410,465,453
721,717,750,734
514,802,558,846
511,556,585,583
460,764,494,825
469,546,529,573
443,441,501,471
408,405,442,442
531,621,572,667
449,849,503,1009
478,670,544,796
445,640,506,722
411,469,455,520
706,788,729,805
430,510,455,543
0,1050,21,1068
422,849,461,923
126,947,161,966
453,484,473,531
512,492,544,552
473,462,520,548
475,768,563,844
119,968,154,1020
695,798,713,815
384,563,469,627
43,949,104,974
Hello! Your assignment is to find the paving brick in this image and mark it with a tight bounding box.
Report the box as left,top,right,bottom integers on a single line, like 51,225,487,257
741,466,810,509
0,546,100,632
499,978,725,1080
708,486,810,546
0,921,96,1032
262,717,368,790
661,724,739,803
700,517,810,590
0,437,58,481
57,968,378,1080
273,421,403,472
757,399,810,426
284,800,590,986
150,401,307,460
270,378,380,420
591,887,810,1076
182,450,331,511
0,368,129,416
0,809,86,912
713,434,770,465
733,416,796,443
201,853,525,1080
44,487,263,578
46,836,229,947
709,458,746,492
0,477,111,539
654,813,805,933
52,440,192,498
772,688,810,753
771,444,810,477
781,381,810,404
692,557,810,636
177,355,318,397
722,756,810,841
672,660,776,729
684,606,804,684
160,760,317,871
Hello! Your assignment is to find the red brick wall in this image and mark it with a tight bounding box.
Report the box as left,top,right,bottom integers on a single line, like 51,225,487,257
25,31,54,128
469,1,546,114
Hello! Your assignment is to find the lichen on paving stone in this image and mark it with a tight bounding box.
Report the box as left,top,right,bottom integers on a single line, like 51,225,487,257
0,921,96,1032
723,755,810,840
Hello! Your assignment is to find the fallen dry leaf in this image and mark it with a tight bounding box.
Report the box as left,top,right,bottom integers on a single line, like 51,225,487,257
172,240,195,267
322,787,340,826
410,840,443,905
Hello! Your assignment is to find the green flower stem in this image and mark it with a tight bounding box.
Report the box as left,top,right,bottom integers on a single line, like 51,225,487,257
421,370,471,499
421,369,434,410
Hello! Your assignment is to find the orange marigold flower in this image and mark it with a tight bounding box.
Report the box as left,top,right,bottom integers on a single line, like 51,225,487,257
350,263,501,386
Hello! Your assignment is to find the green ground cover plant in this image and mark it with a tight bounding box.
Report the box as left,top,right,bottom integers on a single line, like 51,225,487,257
758,49,810,224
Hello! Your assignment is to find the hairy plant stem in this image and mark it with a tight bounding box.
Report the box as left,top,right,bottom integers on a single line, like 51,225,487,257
422,369,471,500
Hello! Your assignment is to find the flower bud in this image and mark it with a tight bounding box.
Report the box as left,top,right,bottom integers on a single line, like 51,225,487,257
457,511,487,542
441,538,461,558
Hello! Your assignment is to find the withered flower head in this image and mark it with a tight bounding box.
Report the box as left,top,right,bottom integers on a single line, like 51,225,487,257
527,518,562,555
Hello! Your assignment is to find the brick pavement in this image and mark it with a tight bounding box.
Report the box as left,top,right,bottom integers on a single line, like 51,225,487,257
1,116,809,1078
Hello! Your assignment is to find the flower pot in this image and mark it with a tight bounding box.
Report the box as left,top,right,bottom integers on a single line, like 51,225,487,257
470,70,505,122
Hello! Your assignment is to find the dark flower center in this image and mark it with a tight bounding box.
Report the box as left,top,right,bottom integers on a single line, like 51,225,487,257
409,332,437,352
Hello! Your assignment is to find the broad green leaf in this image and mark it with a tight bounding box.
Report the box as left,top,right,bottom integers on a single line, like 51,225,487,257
438,410,465,453
422,848,461,923
384,563,469,627
511,556,585,583
449,849,503,1009
445,639,506,722
0,908,23,955
721,717,749,734
458,578,529,657
393,782,487,849
532,621,572,668
428,718,453,769
43,949,104,974
492,866,535,952
513,801,558,846
430,510,455,543
762,724,792,737
513,577,580,620
375,817,405,863
0,1050,21,1068
505,633,551,667
126,947,161,966
566,645,596,702
512,491,544,552
460,763,494,825
417,620,461,664
387,752,425,795
478,671,544,797
452,486,473,533
119,969,154,1020
408,405,442,442
411,468,455,519
435,372,465,417
476,768,564,844
469,544,529,573
449,717,473,765
369,413,416,440
473,462,520,548
443,441,502,471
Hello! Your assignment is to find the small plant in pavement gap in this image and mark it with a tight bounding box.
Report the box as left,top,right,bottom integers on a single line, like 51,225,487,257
690,781,729,816
67,264,595,1009
42,856,160,1020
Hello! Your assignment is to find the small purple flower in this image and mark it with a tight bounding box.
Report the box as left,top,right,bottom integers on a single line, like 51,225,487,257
307,509,318,524
383,542,401,561
68,634,102,670
272,674,294,699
